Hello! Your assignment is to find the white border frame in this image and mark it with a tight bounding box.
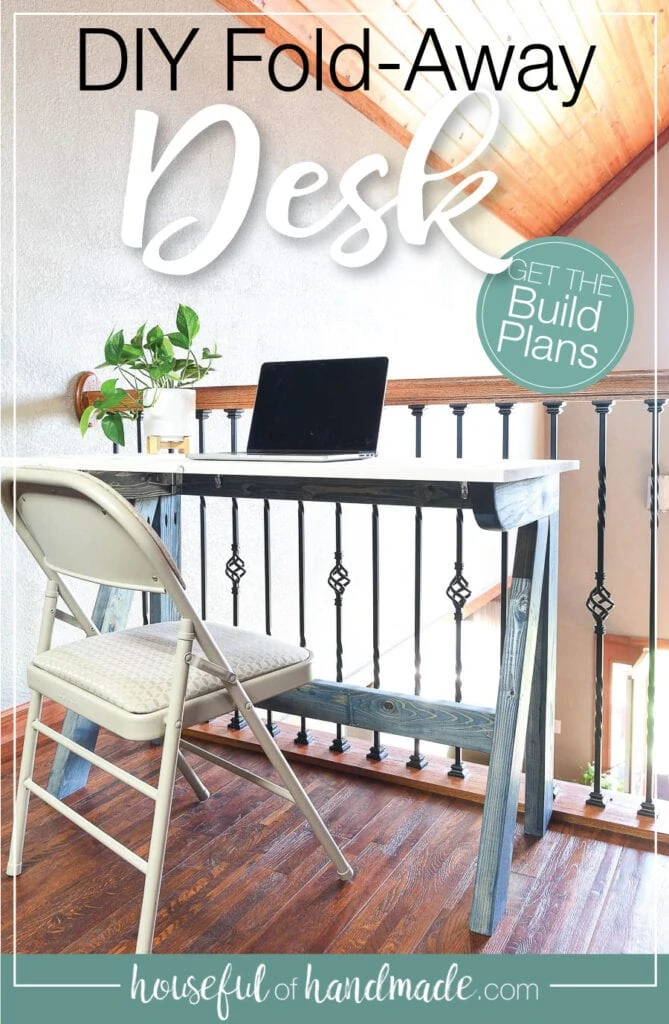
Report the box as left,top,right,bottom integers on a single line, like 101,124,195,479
7,2,662,992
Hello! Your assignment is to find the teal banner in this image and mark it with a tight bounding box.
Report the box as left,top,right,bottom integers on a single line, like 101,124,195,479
2,954,667,1023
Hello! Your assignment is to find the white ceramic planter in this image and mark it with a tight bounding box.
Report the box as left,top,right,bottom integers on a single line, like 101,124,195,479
142,388,196,443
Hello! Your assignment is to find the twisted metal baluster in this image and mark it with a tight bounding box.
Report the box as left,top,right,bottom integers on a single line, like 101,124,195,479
225,408,247,732
367,502,387,761
407,405,428,769
294,500,313,746
447,404,471,778
585,400,615,806
543,400,563,801
328,502,351,753
639,398,665,818
262,497,280,736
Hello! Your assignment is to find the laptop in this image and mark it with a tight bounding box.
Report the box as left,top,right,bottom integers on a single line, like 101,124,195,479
188,356,389,462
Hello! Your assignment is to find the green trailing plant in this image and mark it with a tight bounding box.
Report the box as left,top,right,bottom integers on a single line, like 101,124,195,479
580,761,624,792
79,305,221,447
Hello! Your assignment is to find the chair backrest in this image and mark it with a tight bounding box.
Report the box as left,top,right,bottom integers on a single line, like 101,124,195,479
2,468,232,674
3,469,178,592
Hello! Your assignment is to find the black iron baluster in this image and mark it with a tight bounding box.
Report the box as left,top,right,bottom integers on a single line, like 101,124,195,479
408,405,428,769
586,400,615,807
639,398,665,818
294,500,313,746
497,402,514,661
328,502,351,753
543,401,564,801
263,497,279,736
447,404,471,778
197,410,210,618
225,408,247,732
367,502,387,761
544,401,564,460
263,499,272,636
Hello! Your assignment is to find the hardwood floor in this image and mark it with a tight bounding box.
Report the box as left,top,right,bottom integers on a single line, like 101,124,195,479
2,721,667,955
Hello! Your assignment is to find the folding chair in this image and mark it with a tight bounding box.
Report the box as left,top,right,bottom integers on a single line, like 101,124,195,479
3,468,353,953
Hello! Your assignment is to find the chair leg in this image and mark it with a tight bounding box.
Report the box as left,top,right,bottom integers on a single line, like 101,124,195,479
7,691,43,876
228,685,353,881
136,621,194,955
177,749,210,802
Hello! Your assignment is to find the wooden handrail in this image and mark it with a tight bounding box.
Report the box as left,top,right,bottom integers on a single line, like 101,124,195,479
73,368,669,420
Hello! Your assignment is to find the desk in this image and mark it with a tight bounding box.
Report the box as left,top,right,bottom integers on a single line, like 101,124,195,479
5,453,577,934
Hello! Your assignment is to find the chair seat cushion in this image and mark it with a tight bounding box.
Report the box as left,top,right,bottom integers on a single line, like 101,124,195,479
30,621,310,714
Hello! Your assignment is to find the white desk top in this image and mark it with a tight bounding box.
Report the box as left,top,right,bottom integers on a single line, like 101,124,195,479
1,454,578,484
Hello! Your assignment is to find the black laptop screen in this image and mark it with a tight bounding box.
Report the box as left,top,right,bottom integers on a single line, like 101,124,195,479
247,357,389,455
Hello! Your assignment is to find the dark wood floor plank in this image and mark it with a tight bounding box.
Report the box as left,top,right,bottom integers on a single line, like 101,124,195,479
236,791,454,953
64,762,369,953
2,745,246,931
327,804,482,954
499,831,622,953
5,745,294,949
154,774,400,953
416,861,537,954
2,731,667,955
587,845,669,954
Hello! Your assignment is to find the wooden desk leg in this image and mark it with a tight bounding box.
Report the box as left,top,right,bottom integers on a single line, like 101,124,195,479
469,517,548,936
47,497,160,798
148,493,181,625
524,510,559,837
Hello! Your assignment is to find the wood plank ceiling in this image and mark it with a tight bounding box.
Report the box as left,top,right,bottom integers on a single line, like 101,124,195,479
214,0,669,238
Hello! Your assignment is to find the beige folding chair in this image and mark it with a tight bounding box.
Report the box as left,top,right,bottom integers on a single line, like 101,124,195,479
3,468,353,953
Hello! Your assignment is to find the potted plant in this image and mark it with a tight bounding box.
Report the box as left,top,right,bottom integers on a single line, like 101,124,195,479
79,304,220,447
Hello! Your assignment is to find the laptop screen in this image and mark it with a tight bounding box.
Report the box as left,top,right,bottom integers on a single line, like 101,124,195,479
247,357,389,455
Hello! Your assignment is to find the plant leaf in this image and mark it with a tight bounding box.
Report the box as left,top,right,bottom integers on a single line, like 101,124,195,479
100,377,119,397
148,363,171,381
121,345,143,361
93,389,128,411
159,336,174,360
179,366,203,381
146,325,164,348
167,331,191,350
176,305,199,341
100,412,125,446
104,331,124,364
79,404,95,436
131,323,146,347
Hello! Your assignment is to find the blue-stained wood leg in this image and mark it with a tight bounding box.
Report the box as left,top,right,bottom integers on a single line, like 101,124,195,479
523,511,558,837
148,494,181,747
149,494,181,625
47,498,160,798
469,517,548,936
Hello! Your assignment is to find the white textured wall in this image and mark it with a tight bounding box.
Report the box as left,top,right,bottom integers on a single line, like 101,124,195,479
1,1,535,710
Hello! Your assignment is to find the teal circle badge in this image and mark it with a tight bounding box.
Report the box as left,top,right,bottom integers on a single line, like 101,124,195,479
476,237,634,394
